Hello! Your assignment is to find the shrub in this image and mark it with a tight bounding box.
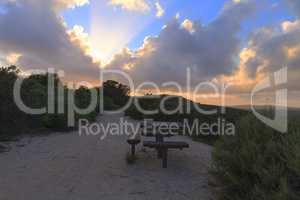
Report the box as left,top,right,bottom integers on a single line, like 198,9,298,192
103,96,119,110
0,66,103,138
212,115,300,200
0,66,25,136
103,80,130,107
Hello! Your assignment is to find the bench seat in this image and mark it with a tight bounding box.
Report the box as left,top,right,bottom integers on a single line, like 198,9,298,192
142,132,176,138
143,141,189,149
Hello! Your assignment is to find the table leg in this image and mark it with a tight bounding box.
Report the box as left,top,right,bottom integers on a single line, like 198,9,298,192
131,144,136,156
156,134,164,159
162,148,168,168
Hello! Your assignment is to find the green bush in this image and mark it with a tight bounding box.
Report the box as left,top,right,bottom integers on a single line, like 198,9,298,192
0,66,25,136
103,96,119,110
103,80,130,107
212,115,300,200
0,66,103,138
0,66,135,139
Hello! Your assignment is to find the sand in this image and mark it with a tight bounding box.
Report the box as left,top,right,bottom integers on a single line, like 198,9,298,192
0,113,216,200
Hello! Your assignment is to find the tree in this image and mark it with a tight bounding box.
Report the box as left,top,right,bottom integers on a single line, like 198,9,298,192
0,66,23,136
103,80,130,107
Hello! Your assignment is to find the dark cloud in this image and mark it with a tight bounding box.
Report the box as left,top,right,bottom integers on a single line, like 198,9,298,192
242,19,300,91
0,0,100,83
105,0,256,86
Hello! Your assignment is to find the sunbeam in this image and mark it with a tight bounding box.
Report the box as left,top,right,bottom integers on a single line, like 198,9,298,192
90,0,155,63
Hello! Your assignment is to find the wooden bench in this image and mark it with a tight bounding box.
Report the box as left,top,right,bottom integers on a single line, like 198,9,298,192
142,131,176,159
143,141,189,168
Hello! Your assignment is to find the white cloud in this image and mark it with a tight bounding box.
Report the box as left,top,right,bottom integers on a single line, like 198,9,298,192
108,0,150,12
54,0,89,9
155,1,164,18
67,25,102,64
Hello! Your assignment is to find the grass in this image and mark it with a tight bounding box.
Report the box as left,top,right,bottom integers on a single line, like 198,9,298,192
211,115,300,200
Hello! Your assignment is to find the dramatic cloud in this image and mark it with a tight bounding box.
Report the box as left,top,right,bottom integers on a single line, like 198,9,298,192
105,0,256,86
0,0,298,106
210,0,300,106
103,0,299,106
0,0,100,83
239,19,300,92
108,0,150,13
67,25,102,64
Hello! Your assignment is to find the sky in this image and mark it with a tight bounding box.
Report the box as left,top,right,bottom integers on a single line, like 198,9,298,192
62,0,293,53
0,0,299,107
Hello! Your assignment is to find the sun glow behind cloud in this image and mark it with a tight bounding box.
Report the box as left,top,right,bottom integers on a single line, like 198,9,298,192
1,0,299,107
89,0,156,64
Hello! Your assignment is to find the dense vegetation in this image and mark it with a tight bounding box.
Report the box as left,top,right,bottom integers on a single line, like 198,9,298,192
212,115,300,200
125,95,250,145
103,80,130,108
0,66,94,138
125,95,300,199
0,66,129,140
1,65,300,199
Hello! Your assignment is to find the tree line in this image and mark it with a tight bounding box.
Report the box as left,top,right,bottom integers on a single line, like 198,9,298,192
0,66,130,139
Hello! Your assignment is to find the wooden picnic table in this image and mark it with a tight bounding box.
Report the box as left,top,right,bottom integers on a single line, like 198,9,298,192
127,121,189,168
141,122,189,168
143,140,189,168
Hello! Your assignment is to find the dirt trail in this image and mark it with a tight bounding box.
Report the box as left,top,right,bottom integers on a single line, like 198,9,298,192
0,113,215,200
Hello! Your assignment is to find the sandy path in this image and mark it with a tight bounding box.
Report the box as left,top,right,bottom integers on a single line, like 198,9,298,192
0,113,215,200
